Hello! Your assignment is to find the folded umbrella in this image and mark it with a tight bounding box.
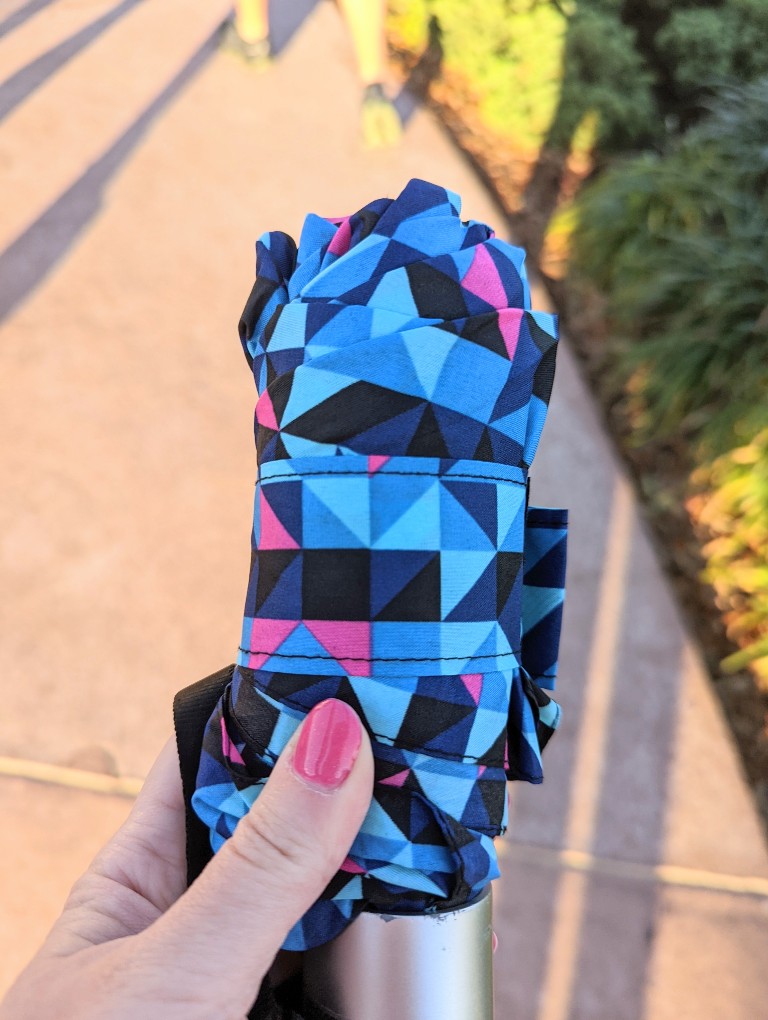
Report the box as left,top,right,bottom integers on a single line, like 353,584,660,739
189,178,568,953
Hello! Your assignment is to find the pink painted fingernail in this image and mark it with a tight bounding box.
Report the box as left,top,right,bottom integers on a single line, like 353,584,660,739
293,700,362,791
492,931,499,954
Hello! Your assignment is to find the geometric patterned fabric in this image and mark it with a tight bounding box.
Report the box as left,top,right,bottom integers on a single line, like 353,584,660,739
191,179,568,950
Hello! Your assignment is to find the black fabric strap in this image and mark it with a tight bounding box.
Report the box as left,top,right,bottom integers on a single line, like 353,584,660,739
172,665,337,1020
173,663,235,887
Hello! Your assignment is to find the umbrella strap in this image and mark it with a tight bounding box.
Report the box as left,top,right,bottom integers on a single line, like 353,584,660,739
173,665,338,1020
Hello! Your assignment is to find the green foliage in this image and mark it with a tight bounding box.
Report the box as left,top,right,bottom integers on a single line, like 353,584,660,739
657,0,768,96
571,78,768,678
693,430,768,684
570,78,768,458
549,5,657,153
387,0,567,153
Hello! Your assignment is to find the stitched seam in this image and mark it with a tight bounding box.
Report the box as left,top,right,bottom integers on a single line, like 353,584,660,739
257,469,526,485
234,673,511,767
238,646,521,662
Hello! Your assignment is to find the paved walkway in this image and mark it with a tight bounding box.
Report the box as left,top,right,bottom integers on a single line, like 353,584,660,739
2,1,767,1015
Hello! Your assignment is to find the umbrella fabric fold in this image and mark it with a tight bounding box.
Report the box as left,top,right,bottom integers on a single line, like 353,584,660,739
191,179,568,950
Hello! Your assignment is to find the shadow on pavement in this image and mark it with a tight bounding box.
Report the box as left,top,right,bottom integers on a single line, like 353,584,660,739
0,27,218,326
0,0,145,125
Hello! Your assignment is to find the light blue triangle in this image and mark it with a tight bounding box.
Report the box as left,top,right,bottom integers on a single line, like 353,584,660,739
335,876,363,900
303,476,371,545
348,677,413,736
303,234,388,297
497,486,526,548
522,587,563,630
441,484,497,551
439,550,497,618
364,798,410,842
281,365,358,426
371,305,416,336
494,621,515,658
466,707,507,760
280,433,334,458
525,525,566,562
402,327,457,401
366,863,446,896
271,622,330,659
372,481,441,549
310,332,425,398
490,403,528,435
415,770,476,818
266,305,307,351
372,267,419,316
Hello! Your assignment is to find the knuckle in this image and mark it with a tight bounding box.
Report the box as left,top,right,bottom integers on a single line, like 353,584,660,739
228,804,320,879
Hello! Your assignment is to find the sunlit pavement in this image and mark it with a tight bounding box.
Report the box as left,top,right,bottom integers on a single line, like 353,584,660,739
2,1,768,1014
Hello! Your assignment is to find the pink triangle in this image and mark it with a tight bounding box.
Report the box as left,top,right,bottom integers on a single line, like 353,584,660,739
477,765,487,777
220,717,245,765
340,856,367,874
380,769,410,788
303,620,371,677
328,216,352,256
504,737,510,772
246,618,299,669
259,490,299,549
498,308,523,362
368,454,391,474
256,390,279,431
461,673,483,706
462,244,508,309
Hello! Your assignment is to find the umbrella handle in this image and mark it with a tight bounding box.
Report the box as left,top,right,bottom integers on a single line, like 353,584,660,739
303,885,494,1019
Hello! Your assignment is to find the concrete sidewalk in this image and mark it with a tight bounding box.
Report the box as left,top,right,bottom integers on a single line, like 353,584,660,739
1,0,767,1014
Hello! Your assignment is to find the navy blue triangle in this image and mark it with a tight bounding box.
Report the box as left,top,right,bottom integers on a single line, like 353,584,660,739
444,557,497,623
305,302,345,341
373,239,430,276
524,536,567,587
442,479,497,546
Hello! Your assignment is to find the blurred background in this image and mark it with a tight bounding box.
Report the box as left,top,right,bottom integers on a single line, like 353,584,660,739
1,0,767,1016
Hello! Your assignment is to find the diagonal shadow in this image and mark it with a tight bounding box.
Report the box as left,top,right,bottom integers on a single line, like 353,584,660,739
497,457,686,1018
0,29,218,328
392,13,443,128
267,0,320,57
0,0,59,40
0,0,145,125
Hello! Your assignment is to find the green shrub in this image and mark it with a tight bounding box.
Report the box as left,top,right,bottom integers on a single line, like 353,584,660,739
570,78,768,459
571,78,768,679
387,0,567,154
690,430,768,685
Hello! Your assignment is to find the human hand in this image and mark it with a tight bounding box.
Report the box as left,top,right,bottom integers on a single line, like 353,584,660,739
1,699,373,1020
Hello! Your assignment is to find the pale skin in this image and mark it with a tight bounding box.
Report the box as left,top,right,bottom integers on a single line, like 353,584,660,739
0,711,374,1020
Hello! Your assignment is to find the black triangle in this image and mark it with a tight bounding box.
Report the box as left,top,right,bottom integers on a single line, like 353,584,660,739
405,261,468,320
333,677,367,720
496,552,523,617
406,403,450,458
474,426,494,461
256,424,277,461
478,775,505,824
397,695,475,748
374,554,441,622
283,380,424,442
255,549,300,610
461,312,508,359
271,433,290,459
268,369,294,426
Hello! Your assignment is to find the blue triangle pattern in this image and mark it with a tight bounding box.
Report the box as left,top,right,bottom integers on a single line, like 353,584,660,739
191,179,568,953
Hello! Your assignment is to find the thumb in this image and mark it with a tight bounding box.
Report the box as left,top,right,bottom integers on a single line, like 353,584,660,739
138,699,373,1015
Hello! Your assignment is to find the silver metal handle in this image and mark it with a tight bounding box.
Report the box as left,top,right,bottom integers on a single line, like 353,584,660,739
303,886,494,1020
